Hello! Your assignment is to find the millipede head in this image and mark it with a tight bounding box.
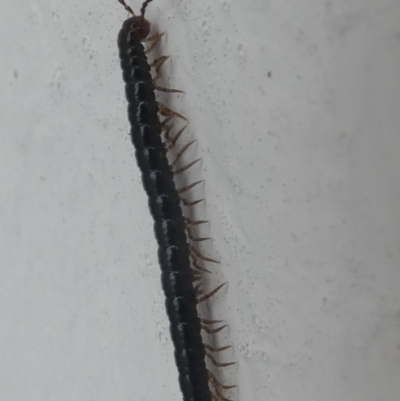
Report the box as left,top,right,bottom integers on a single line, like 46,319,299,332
118,0,153,40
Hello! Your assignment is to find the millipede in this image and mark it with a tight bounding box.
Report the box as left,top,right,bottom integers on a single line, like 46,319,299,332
117,1,235,401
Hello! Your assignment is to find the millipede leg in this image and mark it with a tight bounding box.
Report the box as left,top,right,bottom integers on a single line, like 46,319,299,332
162,124,174,147
160,116,174,130
211,392,219,401
213,392,235,401
211,387,236,401
206,352,236,368
150,55,170,81
205,344,232,353
158,102,187,121
186,227,210,242
150,53,184,93
173,158,201,175
188,233,210,242
201,324,228,334
192,271,202,282
186,218,209,226
208,370,237,390
211,390,235,401
142,32,163,43
201,324,227,334
194,282,204,296
180,197,204,207
178,180,204,194
144,31,165,54
209,376,236,401
154,82,184,93
201,319,227,334
215,389,233,401
197,283,226,303
201,319,225,325
189,245,219,264
166,125,186,149
171,140,196,167
192,259,211,274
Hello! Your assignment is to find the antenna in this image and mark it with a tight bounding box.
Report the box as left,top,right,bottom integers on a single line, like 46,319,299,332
117,0,135,15
140,0,153,17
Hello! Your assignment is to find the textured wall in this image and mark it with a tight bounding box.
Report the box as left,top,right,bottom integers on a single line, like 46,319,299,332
0,1,399,400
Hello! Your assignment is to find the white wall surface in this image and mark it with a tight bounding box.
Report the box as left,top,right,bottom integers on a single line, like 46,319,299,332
1,1,399,400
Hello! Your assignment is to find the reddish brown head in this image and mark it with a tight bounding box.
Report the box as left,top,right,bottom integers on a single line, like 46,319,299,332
118,0,153,40
125,15,150,39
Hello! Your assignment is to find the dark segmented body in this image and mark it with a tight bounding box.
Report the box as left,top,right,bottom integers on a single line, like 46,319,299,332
118,18,212,401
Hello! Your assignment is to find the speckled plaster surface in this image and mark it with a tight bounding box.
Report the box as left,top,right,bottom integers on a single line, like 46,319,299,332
0,1,399,400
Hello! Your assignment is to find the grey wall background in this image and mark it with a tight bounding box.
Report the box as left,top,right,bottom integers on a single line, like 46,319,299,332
0,1,399,400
